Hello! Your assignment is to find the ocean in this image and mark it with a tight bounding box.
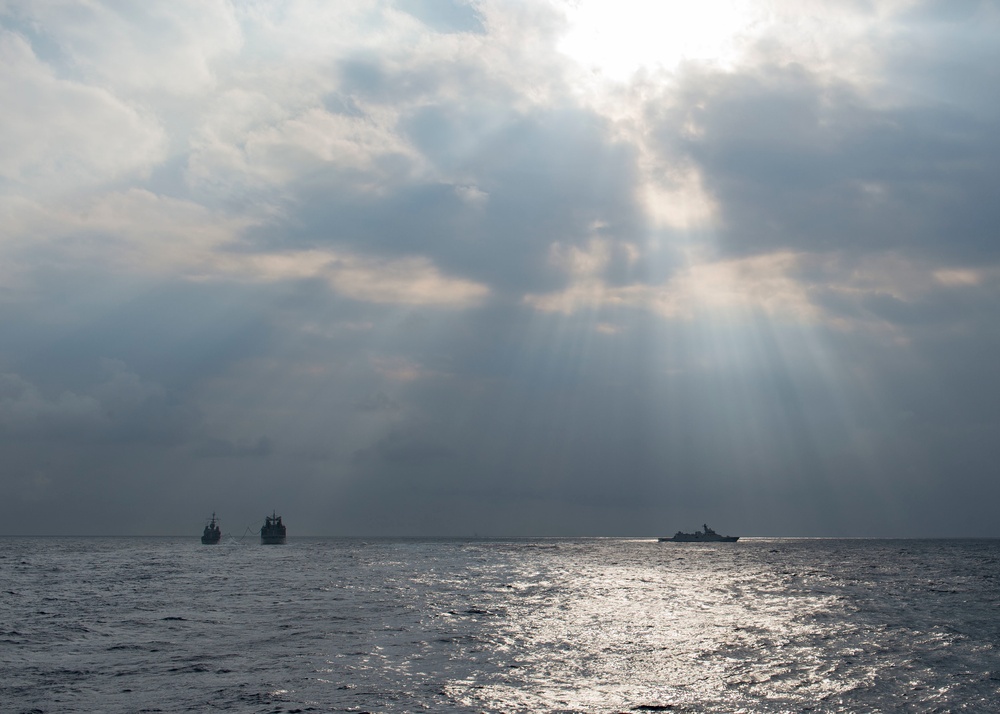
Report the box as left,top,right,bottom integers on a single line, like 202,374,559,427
2,537,998,713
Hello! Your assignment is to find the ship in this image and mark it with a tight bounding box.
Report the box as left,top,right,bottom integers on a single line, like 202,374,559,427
659,523,738,543
201,512,221,544
260,512,287,544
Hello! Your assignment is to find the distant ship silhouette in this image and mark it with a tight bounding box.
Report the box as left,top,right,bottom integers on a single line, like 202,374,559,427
200,513,221,544
659,523,738,542
261,512,286,544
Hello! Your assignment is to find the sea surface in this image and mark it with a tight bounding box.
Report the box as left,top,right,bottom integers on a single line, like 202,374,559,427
2,537,999,713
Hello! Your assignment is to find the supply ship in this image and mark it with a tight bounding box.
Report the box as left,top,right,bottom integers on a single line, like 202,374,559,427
260,512,287,544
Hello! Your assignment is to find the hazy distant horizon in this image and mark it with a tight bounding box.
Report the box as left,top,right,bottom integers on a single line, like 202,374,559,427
5,530,998,540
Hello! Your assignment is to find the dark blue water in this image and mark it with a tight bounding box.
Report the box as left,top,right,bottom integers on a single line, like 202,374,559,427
2,537,999,713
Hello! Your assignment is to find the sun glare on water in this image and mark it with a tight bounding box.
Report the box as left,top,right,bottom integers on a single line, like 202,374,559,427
558,0,762,80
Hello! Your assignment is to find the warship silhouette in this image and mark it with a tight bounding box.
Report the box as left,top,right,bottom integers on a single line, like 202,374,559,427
201,513,221,544
659,523,738,542
260,512,287,544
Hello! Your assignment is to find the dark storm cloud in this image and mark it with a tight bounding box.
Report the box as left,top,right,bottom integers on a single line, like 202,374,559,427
648,61,1000,263
271,103,644,296
1,276,276,392
193,435,273,459
352,427,454,466
0,360,197,445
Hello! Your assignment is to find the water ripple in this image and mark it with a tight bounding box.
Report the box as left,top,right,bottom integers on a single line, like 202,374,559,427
1,537,999,712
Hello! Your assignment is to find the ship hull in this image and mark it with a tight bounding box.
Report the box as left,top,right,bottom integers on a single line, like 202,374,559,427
201,534,221,544
659,535,739,542
260,534,286,545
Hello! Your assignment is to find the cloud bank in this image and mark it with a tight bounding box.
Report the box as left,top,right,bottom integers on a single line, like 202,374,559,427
1,0,999,536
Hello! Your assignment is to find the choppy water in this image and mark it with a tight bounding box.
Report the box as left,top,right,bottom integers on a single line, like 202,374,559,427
2,537,999,713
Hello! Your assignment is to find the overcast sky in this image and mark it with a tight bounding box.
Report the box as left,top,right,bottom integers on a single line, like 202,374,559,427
2,0,999,536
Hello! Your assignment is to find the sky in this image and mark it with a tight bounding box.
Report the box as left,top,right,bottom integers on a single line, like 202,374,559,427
2,0,999,537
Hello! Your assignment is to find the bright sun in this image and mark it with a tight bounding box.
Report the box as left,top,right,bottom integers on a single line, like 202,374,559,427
558,0,762,80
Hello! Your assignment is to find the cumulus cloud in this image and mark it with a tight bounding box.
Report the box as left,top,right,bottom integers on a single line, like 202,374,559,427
2,0,242,95
188,97,423,194
0,31,166,192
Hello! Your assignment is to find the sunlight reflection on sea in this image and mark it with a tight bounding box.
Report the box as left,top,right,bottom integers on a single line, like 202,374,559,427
2,537,998,712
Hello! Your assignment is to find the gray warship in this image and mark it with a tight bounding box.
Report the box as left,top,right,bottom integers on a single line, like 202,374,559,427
201,513,221,544
260,512,287,544
659,523,738,542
